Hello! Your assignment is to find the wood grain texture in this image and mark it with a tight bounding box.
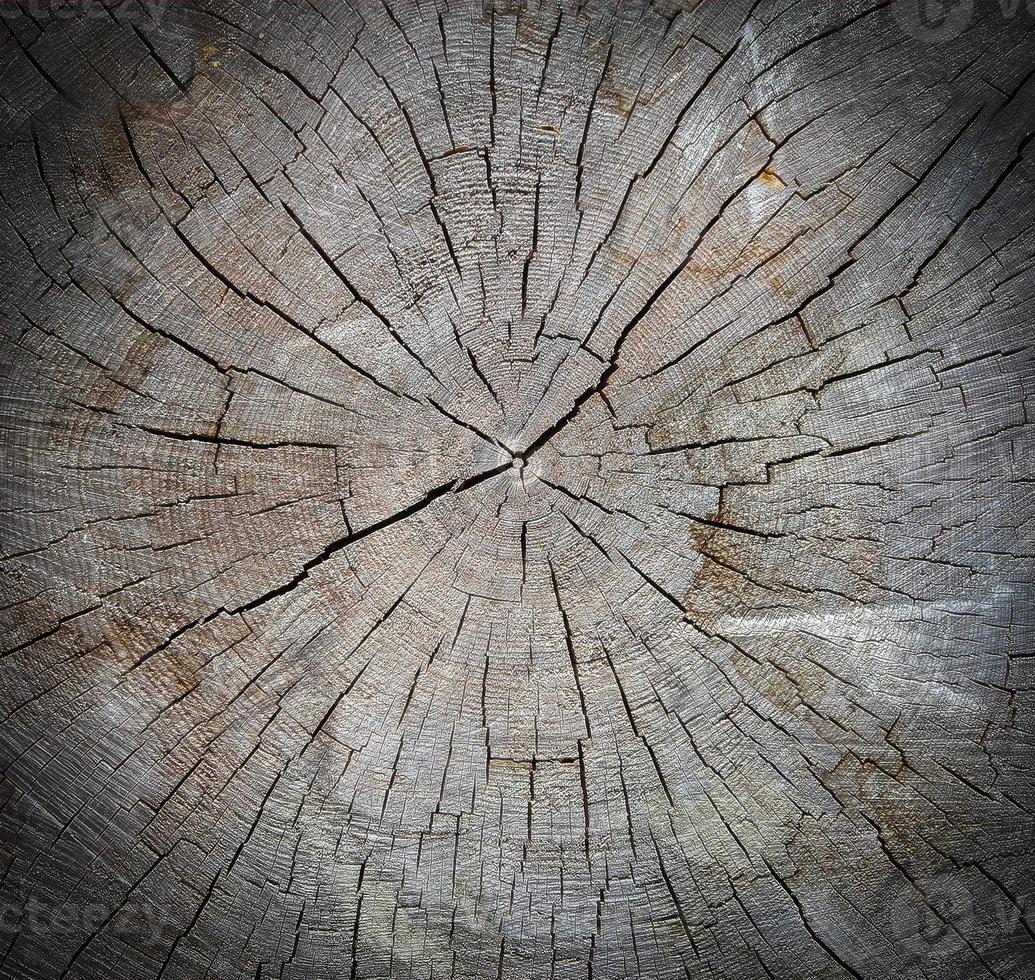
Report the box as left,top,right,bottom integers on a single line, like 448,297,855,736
1,1,1034,978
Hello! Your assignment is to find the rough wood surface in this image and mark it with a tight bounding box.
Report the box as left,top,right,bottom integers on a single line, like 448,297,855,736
2,1,1034,978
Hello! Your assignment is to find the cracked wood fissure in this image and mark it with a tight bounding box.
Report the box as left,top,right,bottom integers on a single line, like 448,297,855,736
1,2,1034,979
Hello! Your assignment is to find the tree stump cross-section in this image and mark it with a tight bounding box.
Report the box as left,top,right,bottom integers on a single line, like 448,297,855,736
1,2,1034,979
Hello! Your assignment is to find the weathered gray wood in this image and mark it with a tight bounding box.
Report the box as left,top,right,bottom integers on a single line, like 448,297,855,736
1,1,1034,978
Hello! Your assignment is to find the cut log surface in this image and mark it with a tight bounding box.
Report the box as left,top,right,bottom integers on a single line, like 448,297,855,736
2,1,1034,978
